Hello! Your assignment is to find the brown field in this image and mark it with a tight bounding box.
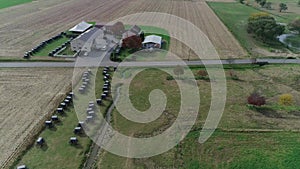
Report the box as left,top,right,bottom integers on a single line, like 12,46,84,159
0,68,73,168
0,0,246,59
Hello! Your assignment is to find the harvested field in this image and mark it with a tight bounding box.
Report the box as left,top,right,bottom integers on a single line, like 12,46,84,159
0,68,73,168
0,0,246,59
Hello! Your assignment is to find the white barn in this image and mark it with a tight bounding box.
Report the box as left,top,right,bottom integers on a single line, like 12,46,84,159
69,21,93,33
142,35,162,49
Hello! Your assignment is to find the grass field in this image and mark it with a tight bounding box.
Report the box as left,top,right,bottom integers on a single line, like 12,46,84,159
99,130,300,169
33,36,69,57
98,64,300,168
12,107,92,169
207,1,299,57
283,35,300,53
248,0,300,22
207,2,257,53
207,2,285,55
59,46,76,56
0,0,32,9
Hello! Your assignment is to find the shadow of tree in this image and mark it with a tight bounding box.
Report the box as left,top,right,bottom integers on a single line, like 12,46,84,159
255,107,282,118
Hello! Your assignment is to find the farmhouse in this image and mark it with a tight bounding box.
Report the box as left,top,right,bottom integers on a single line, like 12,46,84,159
103,22,125,36
71,27,103,52
122,25,143,39
69,21,93,33
142,35,162,49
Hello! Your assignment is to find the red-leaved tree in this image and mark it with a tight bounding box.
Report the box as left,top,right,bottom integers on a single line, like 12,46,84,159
247,92,266,106
122,35,142,49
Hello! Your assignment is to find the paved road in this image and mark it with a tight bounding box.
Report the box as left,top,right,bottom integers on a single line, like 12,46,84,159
0,58,299,68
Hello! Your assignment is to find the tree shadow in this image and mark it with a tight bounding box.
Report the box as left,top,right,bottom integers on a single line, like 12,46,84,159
58,112,68,117
47,126,57,131
290,110,300,117
255,107,282,118
54,120,63,126
36,143,49,151
72,143,83,149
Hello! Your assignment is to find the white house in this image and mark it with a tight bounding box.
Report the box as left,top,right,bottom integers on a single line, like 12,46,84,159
142,35,162,49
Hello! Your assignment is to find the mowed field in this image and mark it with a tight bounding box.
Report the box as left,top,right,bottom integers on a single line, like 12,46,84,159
0,0,32,9
0,68,73,168
0,0,246,59
98,65,300,168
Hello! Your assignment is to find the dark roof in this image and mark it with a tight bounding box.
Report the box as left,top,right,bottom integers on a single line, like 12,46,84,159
129,25,142,34
105,22,125,35
76,27,100,42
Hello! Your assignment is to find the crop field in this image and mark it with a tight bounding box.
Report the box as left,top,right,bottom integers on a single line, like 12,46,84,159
0,0,32,9
0,0,246,59
0,68,73,168
98,64,300,168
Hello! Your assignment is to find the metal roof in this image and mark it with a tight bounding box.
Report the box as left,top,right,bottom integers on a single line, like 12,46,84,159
142,35,162,44
69,21,93,32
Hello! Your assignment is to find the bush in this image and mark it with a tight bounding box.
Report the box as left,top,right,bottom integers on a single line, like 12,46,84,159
229,70,239,80
166,76,174,81
247,92,266,106
264,2,272,9
197,70,208,77
279,94,294,106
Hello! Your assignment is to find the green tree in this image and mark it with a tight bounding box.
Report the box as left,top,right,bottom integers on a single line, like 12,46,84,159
239,0,245,4
259,0,267,7
255,0,262,4
264,2,272,9
298,0,300,6
279,3,288,12
288,18,300,33
248,12,285,42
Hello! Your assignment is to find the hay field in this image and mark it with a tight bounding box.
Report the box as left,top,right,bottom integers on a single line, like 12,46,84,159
0,68,73,168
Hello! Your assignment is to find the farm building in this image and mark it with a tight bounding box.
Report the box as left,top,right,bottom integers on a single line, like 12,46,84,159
103,22,125,36
142,35,162,49
122,25,143,39
71,27,103,52
120,25,143,47
69,21,93,33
